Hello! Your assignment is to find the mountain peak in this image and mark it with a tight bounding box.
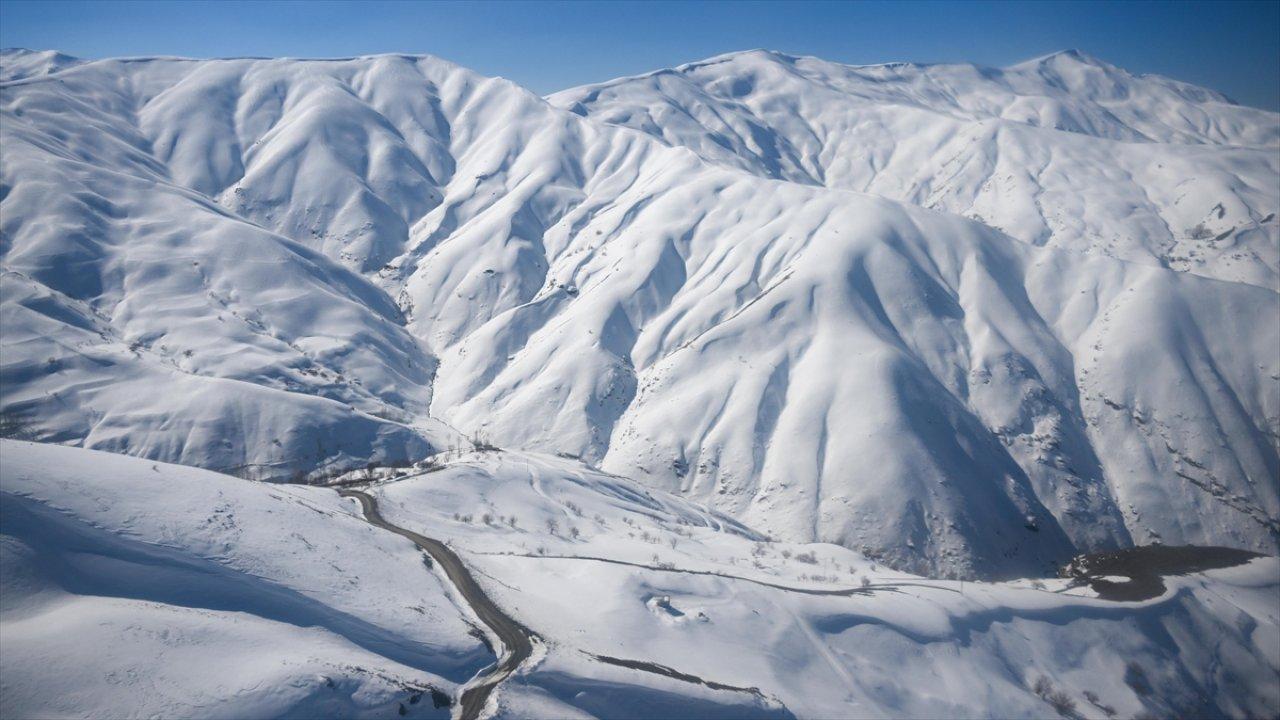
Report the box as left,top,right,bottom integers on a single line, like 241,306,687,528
0,48,83,82
1009,48,1117,71
675,48,803,73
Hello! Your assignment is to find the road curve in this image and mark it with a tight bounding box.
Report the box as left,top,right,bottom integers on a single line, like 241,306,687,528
339,489,534,720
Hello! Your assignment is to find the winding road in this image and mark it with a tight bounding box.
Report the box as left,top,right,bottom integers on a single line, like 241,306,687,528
338,489,534,720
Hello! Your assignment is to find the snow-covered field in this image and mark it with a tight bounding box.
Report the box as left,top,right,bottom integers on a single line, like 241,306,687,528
0,440,487,719
3,440,1277,719
1,44,1278,718
366,451,1280,719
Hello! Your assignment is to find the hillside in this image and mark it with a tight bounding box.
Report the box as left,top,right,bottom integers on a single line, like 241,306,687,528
551,49,1280,288
1,49,1277,579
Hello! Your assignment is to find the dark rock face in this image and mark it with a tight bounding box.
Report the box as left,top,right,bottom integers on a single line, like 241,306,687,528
1059,545,1264,601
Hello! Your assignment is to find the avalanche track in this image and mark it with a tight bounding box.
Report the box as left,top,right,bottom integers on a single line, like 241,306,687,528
339,489,535,720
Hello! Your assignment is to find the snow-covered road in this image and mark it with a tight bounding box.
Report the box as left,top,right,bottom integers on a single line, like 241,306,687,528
339,489,536,720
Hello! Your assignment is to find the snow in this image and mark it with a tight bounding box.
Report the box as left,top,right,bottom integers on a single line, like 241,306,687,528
0,440,489,719
366,451,1280,719
550,49,1280,289
1,42,1275,717
0,48,1276,580
5,440,1275,718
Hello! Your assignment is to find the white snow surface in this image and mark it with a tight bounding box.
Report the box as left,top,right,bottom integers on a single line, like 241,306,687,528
0,439,489,719
551,49,1280,288
369,451,1280,719
4,440,1277,719
1,49,1278,579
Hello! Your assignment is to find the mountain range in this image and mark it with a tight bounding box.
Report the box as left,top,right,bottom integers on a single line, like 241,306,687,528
1,47,1276,582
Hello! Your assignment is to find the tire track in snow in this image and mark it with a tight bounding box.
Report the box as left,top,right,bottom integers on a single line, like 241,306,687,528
471,550,960,597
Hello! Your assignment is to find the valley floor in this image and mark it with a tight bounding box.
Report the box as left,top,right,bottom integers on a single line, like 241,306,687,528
2,439,1277,719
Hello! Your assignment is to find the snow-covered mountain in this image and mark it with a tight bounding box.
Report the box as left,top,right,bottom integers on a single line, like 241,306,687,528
551,49,1280,288
1,49,1277,581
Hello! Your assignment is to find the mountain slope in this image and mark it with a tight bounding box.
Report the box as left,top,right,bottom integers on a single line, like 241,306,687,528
549,49,1280,289
1,50,1276,577
1,55,458,478
0,440,489,718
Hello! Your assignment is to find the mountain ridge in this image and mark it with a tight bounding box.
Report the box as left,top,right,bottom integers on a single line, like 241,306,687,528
1,48,1275,579
550,47,1279,291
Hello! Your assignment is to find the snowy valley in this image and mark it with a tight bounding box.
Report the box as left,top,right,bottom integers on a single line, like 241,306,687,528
3,440,1277,718
0,46,1277,719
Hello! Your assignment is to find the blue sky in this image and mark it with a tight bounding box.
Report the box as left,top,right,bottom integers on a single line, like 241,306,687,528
2,0,1278,110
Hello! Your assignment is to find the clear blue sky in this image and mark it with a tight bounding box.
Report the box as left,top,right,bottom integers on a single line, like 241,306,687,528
3,0,1278,110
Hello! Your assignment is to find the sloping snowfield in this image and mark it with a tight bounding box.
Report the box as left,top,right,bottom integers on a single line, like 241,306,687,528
0,440,488,719
2,441,1276,719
